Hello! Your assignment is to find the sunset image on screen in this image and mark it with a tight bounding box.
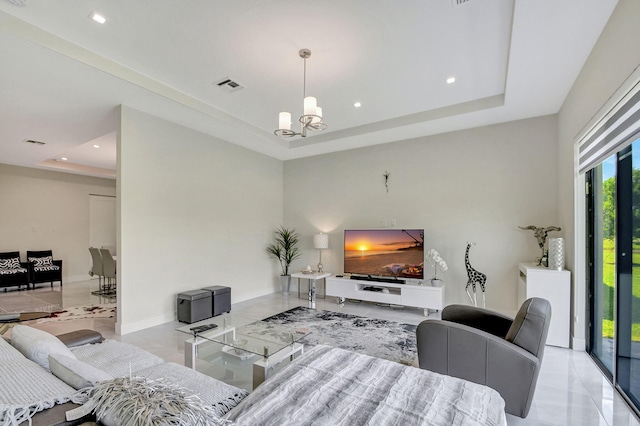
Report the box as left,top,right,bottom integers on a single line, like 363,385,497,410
344,229,424,278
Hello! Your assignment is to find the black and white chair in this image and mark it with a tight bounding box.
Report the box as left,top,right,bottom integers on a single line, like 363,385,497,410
0,251,29,291
27,250,63,289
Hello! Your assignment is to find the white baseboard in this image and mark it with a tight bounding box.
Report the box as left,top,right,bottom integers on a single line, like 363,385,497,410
116,311,175,335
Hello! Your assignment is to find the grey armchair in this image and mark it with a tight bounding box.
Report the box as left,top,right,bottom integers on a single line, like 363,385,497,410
416,297,551,418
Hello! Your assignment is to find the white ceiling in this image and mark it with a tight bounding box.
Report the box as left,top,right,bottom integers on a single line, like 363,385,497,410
0,0,618,179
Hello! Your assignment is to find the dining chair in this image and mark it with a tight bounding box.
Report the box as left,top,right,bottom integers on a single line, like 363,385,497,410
88,247,104,292
100,248,116,292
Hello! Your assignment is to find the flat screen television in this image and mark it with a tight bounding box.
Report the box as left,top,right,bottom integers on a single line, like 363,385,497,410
344,229,424,279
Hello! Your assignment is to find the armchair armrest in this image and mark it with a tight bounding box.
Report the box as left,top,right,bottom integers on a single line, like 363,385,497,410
442,304,514,338
417,319,540,418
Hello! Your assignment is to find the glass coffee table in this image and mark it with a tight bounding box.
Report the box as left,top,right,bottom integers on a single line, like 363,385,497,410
176,315,310,389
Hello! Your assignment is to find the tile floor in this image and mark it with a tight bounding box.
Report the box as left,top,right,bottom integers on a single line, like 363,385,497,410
2,279,640,426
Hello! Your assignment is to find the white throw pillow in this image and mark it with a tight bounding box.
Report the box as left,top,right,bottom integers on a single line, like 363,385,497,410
49,353,113,390
10,324,76,371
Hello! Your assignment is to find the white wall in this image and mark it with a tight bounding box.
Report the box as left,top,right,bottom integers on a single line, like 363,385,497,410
117,106,283,334
558,0,640,349
284,115,559,313
0,164,116,282
89,194,116,253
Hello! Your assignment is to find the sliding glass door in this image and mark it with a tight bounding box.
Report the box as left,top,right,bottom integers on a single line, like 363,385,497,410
588,154,616,377
616,142,640,407
588,139,640,411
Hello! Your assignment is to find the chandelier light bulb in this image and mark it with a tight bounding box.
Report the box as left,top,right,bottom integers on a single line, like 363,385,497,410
278,112,292,131
304,96,317,116
312,106,323,124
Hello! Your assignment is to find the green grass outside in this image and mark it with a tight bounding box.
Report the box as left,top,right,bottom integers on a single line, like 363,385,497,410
599,238,640,340
602,320,640,340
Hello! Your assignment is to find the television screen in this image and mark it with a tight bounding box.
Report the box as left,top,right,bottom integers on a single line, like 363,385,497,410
344,229,424,279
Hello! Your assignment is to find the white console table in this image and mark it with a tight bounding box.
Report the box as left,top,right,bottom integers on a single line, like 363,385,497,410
517,263,571,348
326,276,444,316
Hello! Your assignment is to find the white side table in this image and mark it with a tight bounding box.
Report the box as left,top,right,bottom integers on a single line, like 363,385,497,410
517,263,571,348
290,272,331,307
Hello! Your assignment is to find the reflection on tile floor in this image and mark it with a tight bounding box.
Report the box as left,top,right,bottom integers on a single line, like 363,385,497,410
1,279,639,425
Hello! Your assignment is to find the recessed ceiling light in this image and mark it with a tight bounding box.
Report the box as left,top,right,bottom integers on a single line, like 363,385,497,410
90,12,106,24
446,77,456,84
353,102,362,108
93,144,100,148
61,157,68,161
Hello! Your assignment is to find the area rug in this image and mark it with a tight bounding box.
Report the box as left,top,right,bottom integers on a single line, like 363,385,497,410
34,304,116,323
258,306,417,365
0,305,116,335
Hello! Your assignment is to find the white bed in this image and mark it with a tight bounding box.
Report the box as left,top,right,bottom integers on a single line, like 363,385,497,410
227,344,507,426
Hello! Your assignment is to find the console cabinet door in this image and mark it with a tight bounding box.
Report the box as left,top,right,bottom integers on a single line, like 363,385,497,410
401,286,444,310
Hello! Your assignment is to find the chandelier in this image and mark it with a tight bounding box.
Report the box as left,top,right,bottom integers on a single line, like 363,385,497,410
274,49,327,138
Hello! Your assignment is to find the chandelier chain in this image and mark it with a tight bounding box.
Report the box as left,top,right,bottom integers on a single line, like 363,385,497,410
303,56,307,100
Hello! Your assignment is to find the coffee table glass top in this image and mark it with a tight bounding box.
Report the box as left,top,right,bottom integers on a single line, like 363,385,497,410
176,315,310,358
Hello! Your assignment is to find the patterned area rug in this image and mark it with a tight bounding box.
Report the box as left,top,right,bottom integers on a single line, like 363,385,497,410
0,305,116,335
34,304,116,323
261,307,417,365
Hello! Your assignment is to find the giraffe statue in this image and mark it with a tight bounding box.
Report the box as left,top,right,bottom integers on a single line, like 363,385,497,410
465,242,487,308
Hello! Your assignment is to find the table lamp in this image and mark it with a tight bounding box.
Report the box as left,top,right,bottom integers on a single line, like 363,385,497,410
313,232,329,273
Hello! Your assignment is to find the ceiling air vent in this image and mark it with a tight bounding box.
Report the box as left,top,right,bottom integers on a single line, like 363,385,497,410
24,139,45,145
215,77,244,93
451,0,472,6
8,0,29,6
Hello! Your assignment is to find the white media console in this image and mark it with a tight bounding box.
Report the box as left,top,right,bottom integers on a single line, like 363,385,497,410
325,276,444,316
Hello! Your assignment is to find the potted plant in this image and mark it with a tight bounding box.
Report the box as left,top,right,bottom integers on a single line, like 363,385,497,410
425,248,448,287
266,226,302,295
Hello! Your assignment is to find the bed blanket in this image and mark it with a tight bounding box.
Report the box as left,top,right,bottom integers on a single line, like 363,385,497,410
135,362,248,417
227,345,507,426
70,339,163,377
0,337,75,426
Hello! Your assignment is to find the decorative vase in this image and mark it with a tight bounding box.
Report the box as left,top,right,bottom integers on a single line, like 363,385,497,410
548,238,565,270
431,278,442,287
281,275,292,296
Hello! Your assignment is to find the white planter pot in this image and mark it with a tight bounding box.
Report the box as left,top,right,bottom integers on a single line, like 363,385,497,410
281,275,292,296
431,278,443,287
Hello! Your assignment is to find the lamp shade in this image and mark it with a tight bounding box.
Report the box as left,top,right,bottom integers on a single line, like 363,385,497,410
304,96,317,116
278,112,292,131
312,106,323,124
313,233,329,249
